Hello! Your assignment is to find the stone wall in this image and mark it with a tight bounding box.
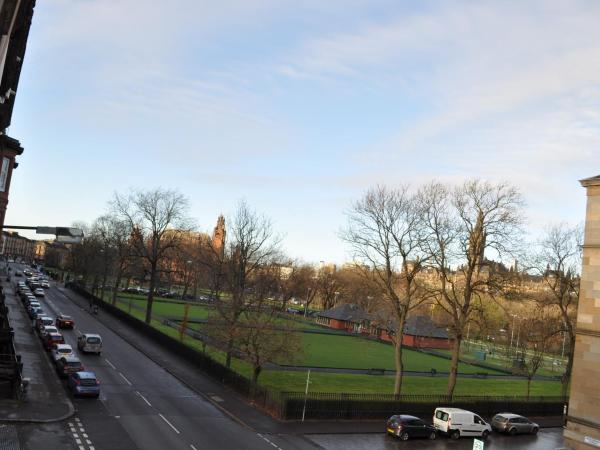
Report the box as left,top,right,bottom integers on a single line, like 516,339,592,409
565,176,600,450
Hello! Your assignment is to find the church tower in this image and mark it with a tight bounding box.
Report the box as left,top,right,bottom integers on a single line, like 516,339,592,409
212,215,226,257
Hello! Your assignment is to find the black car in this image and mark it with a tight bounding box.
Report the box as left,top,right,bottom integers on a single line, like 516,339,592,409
386,414,437,441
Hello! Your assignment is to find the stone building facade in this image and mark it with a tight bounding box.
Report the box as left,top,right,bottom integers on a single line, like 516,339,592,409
564,175,600,449
0,231,34,262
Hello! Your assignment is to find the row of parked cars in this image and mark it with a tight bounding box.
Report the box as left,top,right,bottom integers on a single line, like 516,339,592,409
386,407,540,441
16,278,104,398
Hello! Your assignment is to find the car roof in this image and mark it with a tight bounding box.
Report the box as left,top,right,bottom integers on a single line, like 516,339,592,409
76,371,97,379
495,413,523,419
47,332,63,338
55,344,72,350
83,333,101,338
436,408,472,413
390,414,421,421
62,356,81,362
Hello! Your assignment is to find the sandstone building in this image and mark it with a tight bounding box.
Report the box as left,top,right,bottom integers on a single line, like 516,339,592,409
564,175,600,449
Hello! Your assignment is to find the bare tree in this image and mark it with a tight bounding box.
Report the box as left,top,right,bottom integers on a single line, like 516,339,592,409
534,223,582,396
237,300,303,383
317,267,341,311
421,180,524,398
342,185,430,395
209,201,282,368
513,311,558,399
112,188,193,323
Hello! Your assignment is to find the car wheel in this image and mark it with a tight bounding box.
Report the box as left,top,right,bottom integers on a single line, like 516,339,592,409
429,431,437,440
399,432,409,441
509,427,517,436
482,430,489,439
450,430,460,440
531,427,539,435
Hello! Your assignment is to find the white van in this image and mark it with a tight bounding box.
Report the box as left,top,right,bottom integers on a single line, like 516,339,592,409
77,333,103,355
433,407,491,439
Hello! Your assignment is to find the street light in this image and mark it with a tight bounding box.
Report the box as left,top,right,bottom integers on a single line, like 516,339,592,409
3,225,84,243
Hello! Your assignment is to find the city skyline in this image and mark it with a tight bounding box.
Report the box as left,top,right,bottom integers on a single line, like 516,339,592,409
5,0,599,264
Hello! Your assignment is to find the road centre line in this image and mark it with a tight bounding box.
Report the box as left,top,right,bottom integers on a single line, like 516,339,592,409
119,372,132,385
136,390,152,406
159,413,180,434
105,358,116,370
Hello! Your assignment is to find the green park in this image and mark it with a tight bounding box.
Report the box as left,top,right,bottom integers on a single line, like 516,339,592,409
97,291,562,397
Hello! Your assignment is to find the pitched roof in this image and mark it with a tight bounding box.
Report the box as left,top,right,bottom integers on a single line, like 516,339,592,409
404,315,449,339
318,304,449,339
316,303,372,322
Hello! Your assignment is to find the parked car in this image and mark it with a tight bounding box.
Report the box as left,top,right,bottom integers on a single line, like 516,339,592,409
29,306,45,319
14,271,22,277
56,314,74,329
34,288,45,297
386,415,437,440
40,325,59,338
57,356,85,378
43,332,65,351
491,413,539,435
41,280,50,289
433,408,491,439
52,344,74,363
67,371,100,398
77,333,102,354
36,316,54,332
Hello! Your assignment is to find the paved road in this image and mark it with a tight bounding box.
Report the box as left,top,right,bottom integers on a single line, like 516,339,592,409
309,428,567,449
35,279,320,450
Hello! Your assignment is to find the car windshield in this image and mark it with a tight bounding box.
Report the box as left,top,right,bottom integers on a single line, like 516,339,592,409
67,362,82,368
87,337,101,344
58,348,71,354
435,411,449,421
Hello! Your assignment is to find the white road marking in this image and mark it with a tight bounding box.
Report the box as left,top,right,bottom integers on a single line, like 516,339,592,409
159,414,180,434
136,390,152,407
119,372,132,385
257,434,283,450
190,445,198,450
210,395,224,402
78,446,85,450
105,358,116,370
75,438,81,444
86,440,92,445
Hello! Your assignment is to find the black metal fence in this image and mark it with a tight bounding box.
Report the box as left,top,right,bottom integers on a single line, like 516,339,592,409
279,391,567,420
67,284,567,421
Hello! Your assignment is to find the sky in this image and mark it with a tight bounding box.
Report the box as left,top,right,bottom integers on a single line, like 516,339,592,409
5,0,600,264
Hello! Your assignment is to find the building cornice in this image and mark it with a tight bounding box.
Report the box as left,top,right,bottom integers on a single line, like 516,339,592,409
580,175,600,187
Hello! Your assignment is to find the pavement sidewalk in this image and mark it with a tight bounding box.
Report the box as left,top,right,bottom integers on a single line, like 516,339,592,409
0,279,74,423
61,285,565,435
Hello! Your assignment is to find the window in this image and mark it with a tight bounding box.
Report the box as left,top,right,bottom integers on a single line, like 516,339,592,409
436,411,449,421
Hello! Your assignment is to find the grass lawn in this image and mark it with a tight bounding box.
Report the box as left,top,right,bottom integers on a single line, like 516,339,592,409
111,295,504,375
107,297,561,396
301,333,505,374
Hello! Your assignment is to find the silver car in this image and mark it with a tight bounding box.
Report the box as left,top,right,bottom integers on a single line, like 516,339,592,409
491,413,539,435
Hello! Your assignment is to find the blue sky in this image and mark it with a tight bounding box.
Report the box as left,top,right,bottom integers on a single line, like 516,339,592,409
5,0,599,264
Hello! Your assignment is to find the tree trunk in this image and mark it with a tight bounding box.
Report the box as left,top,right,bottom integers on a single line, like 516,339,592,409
527,376,532,400
561,336,576,398
252,365,262,384
225,337,234,368
145,264,157,324
447,334,462,398
112,268,123,306
393,337,404,396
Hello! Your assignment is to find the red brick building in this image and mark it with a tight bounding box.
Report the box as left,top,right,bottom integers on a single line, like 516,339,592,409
316,303,453,349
